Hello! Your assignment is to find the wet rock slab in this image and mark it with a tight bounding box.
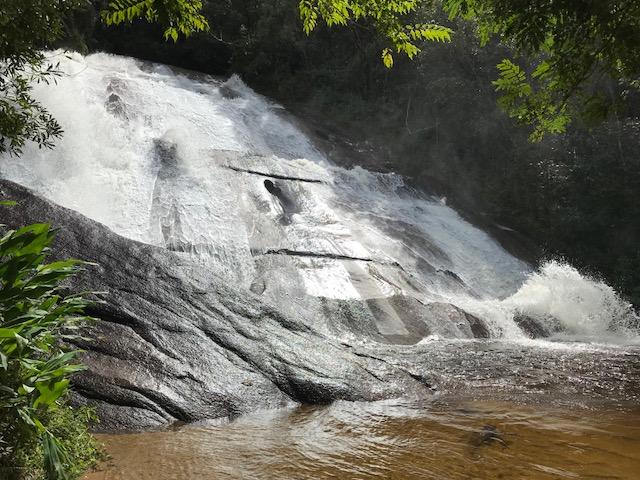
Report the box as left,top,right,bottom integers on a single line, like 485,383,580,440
0,181,429,430
3,180,639,431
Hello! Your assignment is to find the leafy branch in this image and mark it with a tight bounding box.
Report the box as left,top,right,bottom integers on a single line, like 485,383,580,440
302,0,640,140
101,0,210,42
299,0,453,69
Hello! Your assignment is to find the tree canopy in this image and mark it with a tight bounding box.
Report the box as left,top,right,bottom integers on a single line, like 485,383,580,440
1,0,639,152
454,0,640,140
0,0,86,155
299,0,452,68
301,0,640,139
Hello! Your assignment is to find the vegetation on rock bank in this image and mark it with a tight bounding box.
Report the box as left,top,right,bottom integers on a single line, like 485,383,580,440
0,219,102,479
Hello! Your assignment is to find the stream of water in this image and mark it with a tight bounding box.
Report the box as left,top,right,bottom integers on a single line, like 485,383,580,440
85,398,640,480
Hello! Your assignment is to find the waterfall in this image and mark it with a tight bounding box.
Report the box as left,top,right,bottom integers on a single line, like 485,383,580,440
2,51,637,344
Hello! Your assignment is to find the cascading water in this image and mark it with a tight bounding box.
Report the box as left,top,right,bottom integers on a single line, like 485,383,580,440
1,52,637,345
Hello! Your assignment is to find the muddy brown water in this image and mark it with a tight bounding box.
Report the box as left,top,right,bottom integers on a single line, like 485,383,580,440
85,396,640,480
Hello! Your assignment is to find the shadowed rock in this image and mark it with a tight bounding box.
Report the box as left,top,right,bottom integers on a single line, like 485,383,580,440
263,179,300,224
105,79,128,118
219,84,241,100
514,314,562,338
105,93,126,117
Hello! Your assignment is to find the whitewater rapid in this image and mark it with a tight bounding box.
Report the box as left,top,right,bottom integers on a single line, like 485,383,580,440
1,52,637,343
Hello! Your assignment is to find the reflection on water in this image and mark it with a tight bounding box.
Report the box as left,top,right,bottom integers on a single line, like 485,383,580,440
85,398,640,480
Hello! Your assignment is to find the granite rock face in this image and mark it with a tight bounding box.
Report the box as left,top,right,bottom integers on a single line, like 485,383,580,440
0,180,431,430
2,181,636,429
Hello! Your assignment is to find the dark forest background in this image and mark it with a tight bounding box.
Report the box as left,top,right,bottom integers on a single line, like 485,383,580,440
62,0,640,306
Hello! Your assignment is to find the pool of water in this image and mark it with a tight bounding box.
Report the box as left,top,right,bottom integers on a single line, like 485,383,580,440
85,396,640,480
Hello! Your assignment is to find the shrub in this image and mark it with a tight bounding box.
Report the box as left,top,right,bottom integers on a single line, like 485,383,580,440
0,218,102,480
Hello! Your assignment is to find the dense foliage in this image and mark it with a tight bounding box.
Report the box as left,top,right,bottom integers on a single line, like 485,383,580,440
101,0,209,41
445,0,640,141
0,0,87,155
0,219,100,479
303,0,640,140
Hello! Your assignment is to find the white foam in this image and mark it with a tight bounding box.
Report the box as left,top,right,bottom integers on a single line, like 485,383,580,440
440,261,639,342
506,261,638,336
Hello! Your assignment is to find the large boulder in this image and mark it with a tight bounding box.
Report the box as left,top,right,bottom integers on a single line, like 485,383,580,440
365,297,489,343
422,302,489,339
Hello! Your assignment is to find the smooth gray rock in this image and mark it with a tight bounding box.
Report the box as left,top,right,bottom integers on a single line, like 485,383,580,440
4,181,630,431
513,314,562,338
0,180,429,431
423,302,490,339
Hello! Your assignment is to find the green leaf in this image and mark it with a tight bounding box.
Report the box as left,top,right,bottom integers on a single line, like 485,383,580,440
19,384,35,395
42,431,70,480
0,328,19,338
34,379,70,408
382,48,394,68
0,350,7,370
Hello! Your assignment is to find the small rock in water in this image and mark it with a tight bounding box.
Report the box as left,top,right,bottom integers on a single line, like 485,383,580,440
470,425,508,448
219,84,241,99
514,314,562,338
